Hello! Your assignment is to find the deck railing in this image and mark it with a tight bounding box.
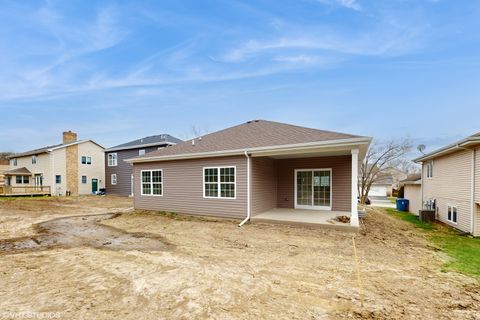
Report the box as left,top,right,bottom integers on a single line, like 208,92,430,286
0,185,51,196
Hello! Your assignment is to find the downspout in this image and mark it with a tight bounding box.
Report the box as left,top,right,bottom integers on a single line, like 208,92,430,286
471,150,476,235
239,151,251,227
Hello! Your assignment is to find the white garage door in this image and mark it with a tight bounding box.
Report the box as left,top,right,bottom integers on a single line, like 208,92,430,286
369,185,388,197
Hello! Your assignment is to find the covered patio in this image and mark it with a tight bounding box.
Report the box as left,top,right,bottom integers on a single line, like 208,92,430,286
243,138,370,229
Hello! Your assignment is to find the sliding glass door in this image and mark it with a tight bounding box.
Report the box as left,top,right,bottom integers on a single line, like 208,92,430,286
295,169,332,210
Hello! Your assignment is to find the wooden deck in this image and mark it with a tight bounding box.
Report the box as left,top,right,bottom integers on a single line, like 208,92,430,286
0,185,51,197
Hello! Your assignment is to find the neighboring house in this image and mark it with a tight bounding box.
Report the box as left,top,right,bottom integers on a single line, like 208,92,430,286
400,173,422,215
368,166,408,197
126,120,371,227
104,134,182,196
0,160,9,185
414,132,480,236
5,131,105,196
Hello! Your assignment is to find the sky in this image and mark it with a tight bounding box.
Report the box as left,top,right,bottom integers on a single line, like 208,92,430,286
1,0,480,159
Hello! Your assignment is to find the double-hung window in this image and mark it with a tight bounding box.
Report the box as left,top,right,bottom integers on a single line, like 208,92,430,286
16,175,29,184
55,175,61,184
204,167,235,198
108,153,117,166
81,156,92,165
81,176,87,184
426,161,433,178
447,205,457,224
141,170,162,196
32,155,37,164
12,158,17,166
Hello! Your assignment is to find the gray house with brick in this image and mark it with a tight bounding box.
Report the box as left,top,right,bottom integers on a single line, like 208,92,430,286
105,134,182,196
126,120,371,228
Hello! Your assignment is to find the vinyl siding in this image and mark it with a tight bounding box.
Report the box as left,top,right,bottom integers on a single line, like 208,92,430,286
8,153,51,187
77,142,105,195
52,148,67,196
475,148,480,236
133,156,247,219
422,149,472,234
106,146,163,196
276,156,352,212
251,157,277,215
404,184,422,215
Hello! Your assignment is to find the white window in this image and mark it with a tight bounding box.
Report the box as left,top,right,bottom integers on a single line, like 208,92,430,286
111,174,117,185
426,161,433,178
108,153,117,166
32,155,37,164
447,205,457,224
11,158,17,166
81,156,92,165
81,176,87,184
16,175,29,184
139,149,146,156
203,167,235,198
141,170,162,196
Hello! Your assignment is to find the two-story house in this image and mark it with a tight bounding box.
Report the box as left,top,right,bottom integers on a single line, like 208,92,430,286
104,134,182,196
5,131,105,196
414,132,480,236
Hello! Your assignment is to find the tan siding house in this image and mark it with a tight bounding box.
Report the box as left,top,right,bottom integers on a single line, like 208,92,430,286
400,174,422,215
127,120,371,228
5,132,105,196
415,133,480,236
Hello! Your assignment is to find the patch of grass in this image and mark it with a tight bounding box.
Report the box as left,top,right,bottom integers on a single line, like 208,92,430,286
385,208,480,277
386,208,434,230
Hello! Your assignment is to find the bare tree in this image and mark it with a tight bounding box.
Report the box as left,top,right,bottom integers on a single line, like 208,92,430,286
359,139,412,204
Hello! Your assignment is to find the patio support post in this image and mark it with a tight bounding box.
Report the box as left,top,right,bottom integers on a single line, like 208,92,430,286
351,149,359,227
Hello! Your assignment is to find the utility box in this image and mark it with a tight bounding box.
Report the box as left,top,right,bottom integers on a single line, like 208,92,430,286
419,210,435,223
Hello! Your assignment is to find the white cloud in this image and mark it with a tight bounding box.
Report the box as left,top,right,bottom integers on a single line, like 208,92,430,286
315,0,361,11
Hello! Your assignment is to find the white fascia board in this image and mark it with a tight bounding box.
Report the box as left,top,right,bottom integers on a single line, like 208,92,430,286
414,138,480,163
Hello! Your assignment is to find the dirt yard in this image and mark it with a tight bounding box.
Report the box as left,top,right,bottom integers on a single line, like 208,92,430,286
0,197,479,319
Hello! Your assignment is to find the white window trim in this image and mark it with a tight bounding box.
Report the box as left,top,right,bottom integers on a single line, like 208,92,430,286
139,149,146,156
294,168,333,211
426,160,433,179
81,176,87,184
111,174,117,185
12,158,17,166
32,155,37,164
203,166,237,199
447,204,458,225
108,153,118,167
55,175,62,184
140,169,163,196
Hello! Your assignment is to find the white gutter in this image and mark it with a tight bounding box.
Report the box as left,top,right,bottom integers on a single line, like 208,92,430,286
239,151,251,227
125,137,372,164
414,138,480,163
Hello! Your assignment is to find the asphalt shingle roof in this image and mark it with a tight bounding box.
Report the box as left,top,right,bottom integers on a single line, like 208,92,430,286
142,120,365,159
105,134,183,151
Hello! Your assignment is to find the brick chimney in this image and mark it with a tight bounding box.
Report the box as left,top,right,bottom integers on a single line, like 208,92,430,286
63,131,77,144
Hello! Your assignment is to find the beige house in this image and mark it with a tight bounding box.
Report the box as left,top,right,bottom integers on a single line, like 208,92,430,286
127,120,371,228
5,131,105,196
400,174,422,215
414,132,480,236
0,162,9,185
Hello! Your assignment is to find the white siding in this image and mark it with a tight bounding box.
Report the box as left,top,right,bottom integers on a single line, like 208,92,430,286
52,148,67,196
77,142,105,195
404,184,422,215
8,153,52,187
422,150,472,234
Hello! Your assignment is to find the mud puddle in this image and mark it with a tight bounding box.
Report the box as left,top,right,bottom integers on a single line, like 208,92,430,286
0,213,172,254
